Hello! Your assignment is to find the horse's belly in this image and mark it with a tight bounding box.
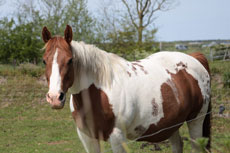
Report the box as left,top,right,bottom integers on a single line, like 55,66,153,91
136,123,182,142
125,109,187,142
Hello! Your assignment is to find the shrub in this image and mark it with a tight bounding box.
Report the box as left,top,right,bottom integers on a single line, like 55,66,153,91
18,63,44,78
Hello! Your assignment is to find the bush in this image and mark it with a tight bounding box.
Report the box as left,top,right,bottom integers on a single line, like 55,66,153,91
18,63,44,78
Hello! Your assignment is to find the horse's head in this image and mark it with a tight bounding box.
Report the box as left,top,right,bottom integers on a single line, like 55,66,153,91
42,25,74,109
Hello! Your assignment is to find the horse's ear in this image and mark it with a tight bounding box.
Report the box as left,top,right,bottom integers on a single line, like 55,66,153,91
42,26,52,43
64,25,72,44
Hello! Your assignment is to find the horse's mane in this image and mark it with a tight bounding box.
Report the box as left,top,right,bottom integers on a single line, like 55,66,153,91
71,41,125,87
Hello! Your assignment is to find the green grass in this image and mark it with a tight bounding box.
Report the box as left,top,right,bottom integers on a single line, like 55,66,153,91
0,61,230,153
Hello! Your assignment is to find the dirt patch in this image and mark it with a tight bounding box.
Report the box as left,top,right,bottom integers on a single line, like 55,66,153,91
0,76,7,85
47,140,68,145
1,102,10,108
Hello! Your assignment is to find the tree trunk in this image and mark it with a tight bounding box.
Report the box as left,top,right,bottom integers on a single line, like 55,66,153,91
138,15,143,48
138,27,143,44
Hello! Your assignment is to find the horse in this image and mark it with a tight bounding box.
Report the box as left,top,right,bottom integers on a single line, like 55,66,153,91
42,25,211,153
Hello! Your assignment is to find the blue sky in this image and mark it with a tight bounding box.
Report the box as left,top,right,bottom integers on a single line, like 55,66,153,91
1,0,230,41
152,0,230,41
88,0,230,41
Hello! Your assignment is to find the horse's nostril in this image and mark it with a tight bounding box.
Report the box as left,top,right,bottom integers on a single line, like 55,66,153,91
59,92,65,101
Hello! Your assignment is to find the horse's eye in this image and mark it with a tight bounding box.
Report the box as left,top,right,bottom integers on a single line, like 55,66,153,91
43,60,46,65
67,58,73,65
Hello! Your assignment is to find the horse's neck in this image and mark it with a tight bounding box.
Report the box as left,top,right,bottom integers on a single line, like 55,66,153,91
69,41,127,94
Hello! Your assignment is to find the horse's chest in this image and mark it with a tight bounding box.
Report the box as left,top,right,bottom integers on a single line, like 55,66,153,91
71,84,115,140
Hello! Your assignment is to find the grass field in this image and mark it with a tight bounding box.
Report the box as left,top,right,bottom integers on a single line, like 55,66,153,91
0,60,230,153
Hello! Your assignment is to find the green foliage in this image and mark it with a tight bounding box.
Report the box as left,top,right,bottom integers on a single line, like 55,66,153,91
0,0,160,65
65,0,96,43
96,24,159,61
210,66,220,74
195,138,209,153
0,18,15,63
210,61,230,74
0,0,97,64
37,0,96,43
0,15,43,64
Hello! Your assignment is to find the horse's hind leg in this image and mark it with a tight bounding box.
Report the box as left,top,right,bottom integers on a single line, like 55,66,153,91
187,116,205,152
109,128,127,153
169,130,183,153
187,100,211,152
77,128,100,153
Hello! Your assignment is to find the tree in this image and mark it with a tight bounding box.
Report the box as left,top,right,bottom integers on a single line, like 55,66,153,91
64,0,96,42
0,18,15,63
0,0,97,64
15,0,96,42
121,0,175,44
0,17,44,64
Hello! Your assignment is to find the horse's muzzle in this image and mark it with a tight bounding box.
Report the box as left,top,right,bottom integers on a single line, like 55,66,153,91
46,92,66,109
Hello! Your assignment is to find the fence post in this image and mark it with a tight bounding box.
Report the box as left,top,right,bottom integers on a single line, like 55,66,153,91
159,42,162,51
210,48,213,61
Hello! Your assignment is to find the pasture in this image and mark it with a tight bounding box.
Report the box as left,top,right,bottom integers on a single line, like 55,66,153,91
0,60,230,153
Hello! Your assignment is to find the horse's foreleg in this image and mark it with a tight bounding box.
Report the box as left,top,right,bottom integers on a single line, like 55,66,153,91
109,128,127,153
77,128,100,153
169,130,183,153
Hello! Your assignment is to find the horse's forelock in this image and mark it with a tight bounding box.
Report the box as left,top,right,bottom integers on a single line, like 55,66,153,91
44,36,72,54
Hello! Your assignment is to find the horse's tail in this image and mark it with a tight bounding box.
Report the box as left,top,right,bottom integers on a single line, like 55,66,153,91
189,52,211,151
202,98,212,151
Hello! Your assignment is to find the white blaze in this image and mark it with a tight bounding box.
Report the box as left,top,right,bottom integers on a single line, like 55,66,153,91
49,49,61,94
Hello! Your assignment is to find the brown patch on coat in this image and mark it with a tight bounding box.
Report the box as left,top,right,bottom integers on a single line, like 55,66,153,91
165,79,179,103
132,63,143,68
132,65,137,71
166,69,170,74
175,67,179,72
137,69,203,142
131,64,137,75
127,71,131,77
132,63,148,74
176,61,187,69
141,68,148,74
152,99,159,116
71,84,115,141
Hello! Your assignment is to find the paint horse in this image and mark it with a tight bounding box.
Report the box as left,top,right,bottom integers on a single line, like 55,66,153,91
42,25,211,153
